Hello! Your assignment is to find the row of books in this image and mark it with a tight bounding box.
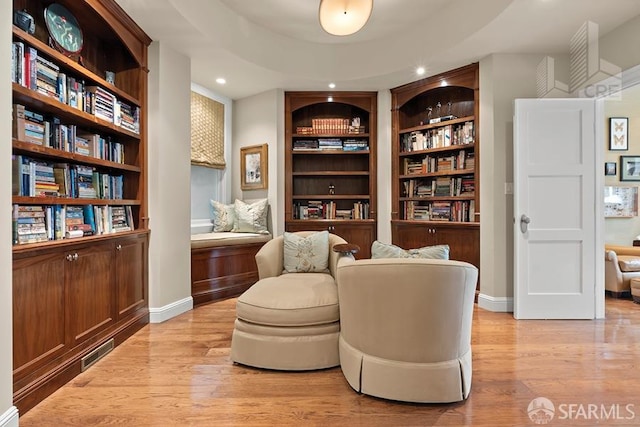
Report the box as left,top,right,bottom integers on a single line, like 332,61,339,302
12,155,124,199
13,104,125,162
404,200,476,222
292,138,369,151
401,121,475,152
11,42,140,134
296,117,366,135
293,201,370,220
403,176,475,198
403,150,475,175
12,204,134,245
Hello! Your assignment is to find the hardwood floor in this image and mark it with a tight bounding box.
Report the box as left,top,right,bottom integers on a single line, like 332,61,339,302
19,297,640,426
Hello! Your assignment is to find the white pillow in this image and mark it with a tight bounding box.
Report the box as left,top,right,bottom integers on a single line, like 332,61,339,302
232,199,269,234
371,240,450,260
210,200,236,232
283,231,329,273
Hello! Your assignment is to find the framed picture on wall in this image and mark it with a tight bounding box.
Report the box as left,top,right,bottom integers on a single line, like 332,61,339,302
605,162,617,176
609,117,629,151
620,156,640,181
240,144,268,190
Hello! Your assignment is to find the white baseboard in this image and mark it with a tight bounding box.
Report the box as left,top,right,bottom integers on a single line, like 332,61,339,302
149,296,193,323
478,293,513,312
0,406,19,427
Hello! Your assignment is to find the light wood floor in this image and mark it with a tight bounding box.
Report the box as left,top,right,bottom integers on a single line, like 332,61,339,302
19,297,640,426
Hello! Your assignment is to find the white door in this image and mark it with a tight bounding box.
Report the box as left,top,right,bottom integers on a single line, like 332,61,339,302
514,98,597,319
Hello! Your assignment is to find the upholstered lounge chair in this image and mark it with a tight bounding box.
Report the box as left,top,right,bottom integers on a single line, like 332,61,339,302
605,245,640,296
230,231,350,371
336,257,478,403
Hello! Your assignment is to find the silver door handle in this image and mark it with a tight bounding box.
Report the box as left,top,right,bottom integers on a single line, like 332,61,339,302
520,214,531,234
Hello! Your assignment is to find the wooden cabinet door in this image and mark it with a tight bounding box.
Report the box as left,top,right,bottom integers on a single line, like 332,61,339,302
115,235,148,319
13,251,66,377
392,223,438,249
65,243,115,347
433,225,480,268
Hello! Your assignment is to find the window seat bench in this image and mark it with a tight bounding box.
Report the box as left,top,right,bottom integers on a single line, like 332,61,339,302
191,232,272,306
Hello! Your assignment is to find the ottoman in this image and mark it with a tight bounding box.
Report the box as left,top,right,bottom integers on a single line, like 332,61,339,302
230,272,340,370
631,278,640,304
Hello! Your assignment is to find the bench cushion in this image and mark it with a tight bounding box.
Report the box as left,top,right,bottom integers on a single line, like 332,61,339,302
236,273,338,327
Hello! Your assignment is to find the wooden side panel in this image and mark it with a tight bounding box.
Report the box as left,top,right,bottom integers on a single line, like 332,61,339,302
13,252,66,376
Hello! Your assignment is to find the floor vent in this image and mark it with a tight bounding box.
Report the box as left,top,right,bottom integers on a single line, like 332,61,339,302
81,339,114,372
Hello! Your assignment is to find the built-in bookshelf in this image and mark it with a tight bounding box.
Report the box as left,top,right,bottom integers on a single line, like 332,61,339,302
391,64,480,268
11,0,151,414
285,92,377,258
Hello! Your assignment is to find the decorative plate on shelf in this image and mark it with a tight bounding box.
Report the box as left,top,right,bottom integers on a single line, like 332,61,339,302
44,3,83,55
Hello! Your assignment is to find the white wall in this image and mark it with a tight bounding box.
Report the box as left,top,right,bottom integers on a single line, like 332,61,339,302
604,85,640,245
232,89,284,235
377,90,392,243
478,54,542,309
1,6,18,427
190,84,232,219
147,42,193,321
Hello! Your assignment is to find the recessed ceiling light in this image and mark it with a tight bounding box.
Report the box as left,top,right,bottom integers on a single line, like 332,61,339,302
328,83,336,89
216,78,226,85
416,67,425,75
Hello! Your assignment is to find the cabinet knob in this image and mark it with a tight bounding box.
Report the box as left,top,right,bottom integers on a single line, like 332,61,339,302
116,244,122,251
66,253,78,261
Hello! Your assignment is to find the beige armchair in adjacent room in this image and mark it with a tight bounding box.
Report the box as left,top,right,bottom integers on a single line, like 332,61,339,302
336,257,478,403
230,231,350,371
604,245,640,295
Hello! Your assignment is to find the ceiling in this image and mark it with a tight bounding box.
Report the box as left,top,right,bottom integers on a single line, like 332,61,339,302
114,0,640,100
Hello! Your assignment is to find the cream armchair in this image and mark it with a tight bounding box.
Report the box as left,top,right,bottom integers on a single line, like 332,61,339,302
605,245,640,296
231,231,350,371
336,257,478,403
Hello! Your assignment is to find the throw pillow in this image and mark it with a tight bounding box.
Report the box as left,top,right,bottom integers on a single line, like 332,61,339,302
232,198,269,234
210,200,236,232
283,231,329,273
371,240,450,260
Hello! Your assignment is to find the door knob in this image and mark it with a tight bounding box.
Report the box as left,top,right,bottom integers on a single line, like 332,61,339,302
520,214,531,234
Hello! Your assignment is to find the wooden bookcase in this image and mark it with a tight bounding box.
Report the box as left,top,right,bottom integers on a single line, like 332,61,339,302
390,64,479,268
285,92,377,258
11,0,150,413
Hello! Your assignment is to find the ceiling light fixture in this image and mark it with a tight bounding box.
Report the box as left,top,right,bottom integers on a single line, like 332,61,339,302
328,83,336,89
319,0,373,36
216,78,226,85
416,67,425,76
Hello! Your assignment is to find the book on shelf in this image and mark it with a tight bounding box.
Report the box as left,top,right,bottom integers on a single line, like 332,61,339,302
12,205,48,245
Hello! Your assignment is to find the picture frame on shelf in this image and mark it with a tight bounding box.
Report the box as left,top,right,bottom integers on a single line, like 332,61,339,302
620,156,640,181
241,144,268,190
609,117,629,151
605,162,617,176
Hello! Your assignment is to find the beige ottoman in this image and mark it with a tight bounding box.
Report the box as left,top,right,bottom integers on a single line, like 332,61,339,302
631,278,640,304
230,273,341,371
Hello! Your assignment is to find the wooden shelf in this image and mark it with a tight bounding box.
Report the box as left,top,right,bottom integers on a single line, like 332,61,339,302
285,91,378,258
391,63,480,268
292,171,369,177
400,143,475,157
11,1,150,413
12,139,141,172
12,84,140,140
